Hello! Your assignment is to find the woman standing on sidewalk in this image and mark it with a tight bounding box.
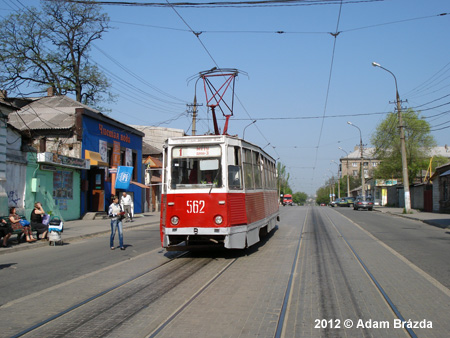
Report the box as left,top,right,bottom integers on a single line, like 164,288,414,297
108,195,125,250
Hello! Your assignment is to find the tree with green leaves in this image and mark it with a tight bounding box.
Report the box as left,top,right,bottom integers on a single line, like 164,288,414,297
0,0,111,109
371,109,437,181
293,191,308,205
316,184,331,205
277,162,291,196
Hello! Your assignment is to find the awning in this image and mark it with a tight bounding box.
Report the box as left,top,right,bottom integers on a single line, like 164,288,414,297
130,180,150,189
151,176,162,183
440,170,450,177
85,150,109,167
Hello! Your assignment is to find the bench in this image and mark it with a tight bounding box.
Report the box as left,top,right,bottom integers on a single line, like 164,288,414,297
0,216,37,243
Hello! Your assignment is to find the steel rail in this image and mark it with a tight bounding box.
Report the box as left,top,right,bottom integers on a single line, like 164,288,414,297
11,251,190,338
146,257,238,338
324,210,418,338
274,206,309,338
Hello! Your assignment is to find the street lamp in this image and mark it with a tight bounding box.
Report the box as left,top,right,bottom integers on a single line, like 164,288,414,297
324,174,333,204
372,62,411,212
339,147,350,197
327,169,335,201
331,160,340,199
347,121,365,200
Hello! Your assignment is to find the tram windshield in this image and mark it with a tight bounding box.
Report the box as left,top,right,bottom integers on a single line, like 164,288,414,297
170,146,222,189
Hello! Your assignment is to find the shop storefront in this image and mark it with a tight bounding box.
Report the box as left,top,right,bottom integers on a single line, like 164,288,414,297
77,109,144,215
24,152,89,221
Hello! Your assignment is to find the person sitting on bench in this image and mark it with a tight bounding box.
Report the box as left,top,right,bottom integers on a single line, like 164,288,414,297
9,207,36,242
30,202,48,240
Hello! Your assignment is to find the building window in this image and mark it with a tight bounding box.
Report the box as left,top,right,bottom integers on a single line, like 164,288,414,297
352,162,358,167
352,170,358,177
107,147,113,166
363,162,369,167
39,138,46,152
372,162,378,167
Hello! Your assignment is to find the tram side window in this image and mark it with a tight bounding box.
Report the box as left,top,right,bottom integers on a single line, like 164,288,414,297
228,146,242,190
263,158,269,189
253,152,262,189
243,148,254,190
271,162,276,189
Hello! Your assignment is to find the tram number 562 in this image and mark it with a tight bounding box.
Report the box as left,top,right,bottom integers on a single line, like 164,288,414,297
187,200,205,214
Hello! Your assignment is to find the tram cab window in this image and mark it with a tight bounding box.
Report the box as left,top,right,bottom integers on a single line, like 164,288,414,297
170,146,222,189
228,166,242,189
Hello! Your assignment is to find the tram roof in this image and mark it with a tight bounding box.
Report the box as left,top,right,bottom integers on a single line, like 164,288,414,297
166,134,276,163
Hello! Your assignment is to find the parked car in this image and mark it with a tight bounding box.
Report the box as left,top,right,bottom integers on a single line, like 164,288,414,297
330,198,342,207
336,197,355,207
353,197,374,211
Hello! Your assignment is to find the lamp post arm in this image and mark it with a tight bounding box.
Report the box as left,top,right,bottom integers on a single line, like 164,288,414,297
242,120,256,139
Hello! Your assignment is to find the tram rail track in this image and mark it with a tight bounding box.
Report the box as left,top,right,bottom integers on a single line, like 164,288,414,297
11,250,238,338
274,206,418,338
324,210,418,338
8,206,429,338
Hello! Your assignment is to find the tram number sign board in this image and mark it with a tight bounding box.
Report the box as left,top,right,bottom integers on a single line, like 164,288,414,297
187,200,205,214
173,146,221,158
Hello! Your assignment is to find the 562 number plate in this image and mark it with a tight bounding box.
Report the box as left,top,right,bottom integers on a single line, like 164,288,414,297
187,200,205,214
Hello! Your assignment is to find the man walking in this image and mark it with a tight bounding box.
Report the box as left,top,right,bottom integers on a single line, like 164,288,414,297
120,192,133,222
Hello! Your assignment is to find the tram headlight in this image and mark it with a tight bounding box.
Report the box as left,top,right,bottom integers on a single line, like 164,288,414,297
171,216,180,226
214,215,223,225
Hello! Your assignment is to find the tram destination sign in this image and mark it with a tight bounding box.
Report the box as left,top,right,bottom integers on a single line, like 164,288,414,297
173,146,221,158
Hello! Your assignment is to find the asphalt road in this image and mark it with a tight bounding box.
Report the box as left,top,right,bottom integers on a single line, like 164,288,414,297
0,222,164,306
0,206,448,338
334,207,450,288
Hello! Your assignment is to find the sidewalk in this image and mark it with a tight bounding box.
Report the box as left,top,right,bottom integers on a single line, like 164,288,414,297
374,206,450,229
0,211,160,255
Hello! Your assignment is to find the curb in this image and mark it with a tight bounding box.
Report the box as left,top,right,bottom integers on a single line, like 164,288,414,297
422,220,450,229
375,209,450,229
0,220,159,256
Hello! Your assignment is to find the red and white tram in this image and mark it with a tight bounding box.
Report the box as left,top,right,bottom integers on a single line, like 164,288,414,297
160,134,279,249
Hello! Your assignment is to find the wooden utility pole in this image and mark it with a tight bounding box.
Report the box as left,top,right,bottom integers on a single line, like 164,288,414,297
187,95,202,136
372,62,411,212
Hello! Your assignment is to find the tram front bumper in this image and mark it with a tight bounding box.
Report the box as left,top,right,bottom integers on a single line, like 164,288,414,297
163,226,248,249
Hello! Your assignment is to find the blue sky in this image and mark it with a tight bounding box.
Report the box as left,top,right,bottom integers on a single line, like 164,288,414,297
2,0,450,196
